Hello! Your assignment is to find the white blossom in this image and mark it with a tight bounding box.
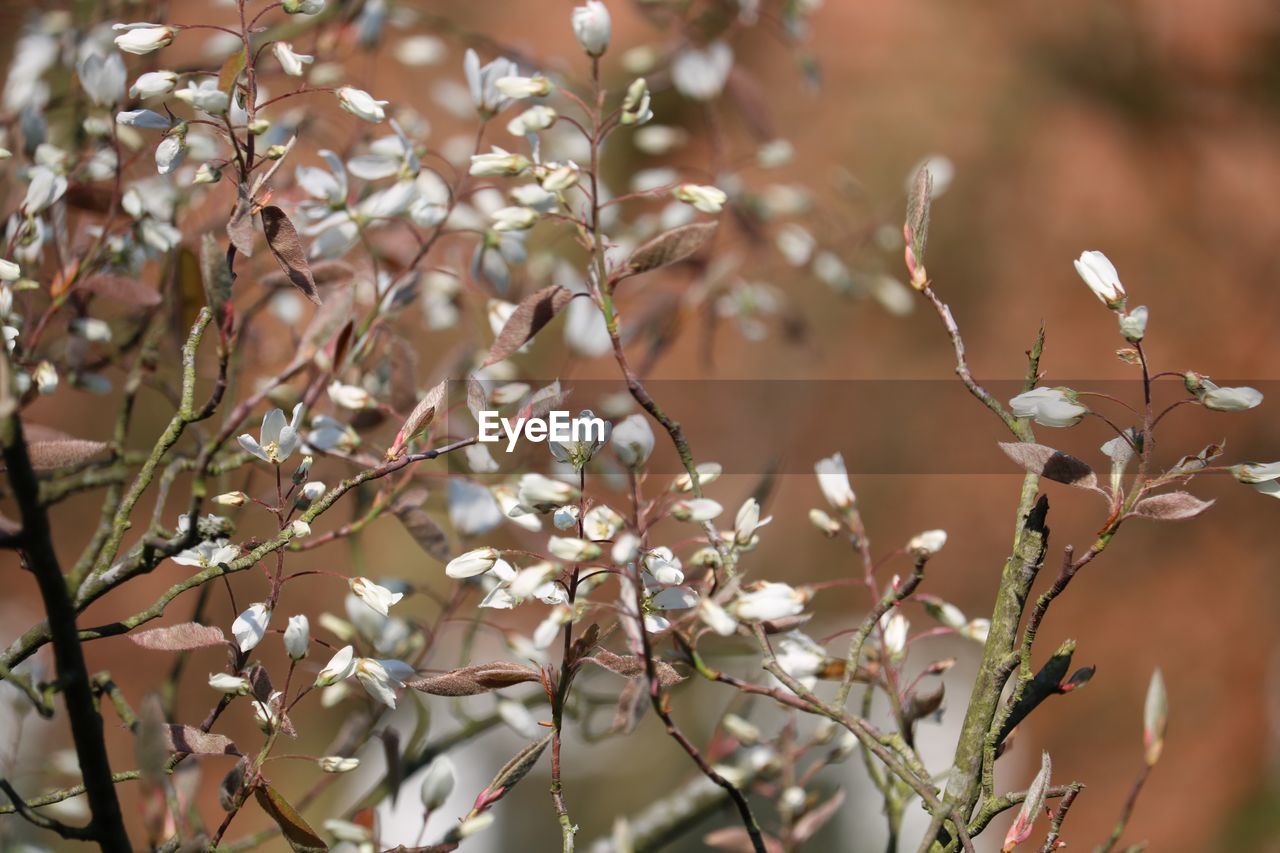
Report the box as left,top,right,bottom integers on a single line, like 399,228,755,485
113,25,175,56
463,49,517,116
232,603,271,653
1198,382,1263,412
495,75,552,99
548,536,602,562
354,658,408,708
698,598,739,636
671,42,733,100
470,148,530,177
208,673,251,694
673,183,727,214
320,756,360,773
446,546,500,579
907,529,947,556
611,414,654,469
316,645,357,686
671,498,722,522
238,404,304,464
731,582,805,622
349,577,405,616
419,756,456,809
1073,250,1126,308
1119,306,1148,342
130,70,177,99
274,42,314,77
1009,387,1087,428
815,453,855,510
337,87,388,123
173,79,229,115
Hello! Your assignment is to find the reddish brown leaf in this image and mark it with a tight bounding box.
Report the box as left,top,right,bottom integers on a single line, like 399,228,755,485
254,785,327,852
623,222,717,278
482,285,576,367
583,649,684,686
1130,491,1214,521
391,489,450,563
83,273,162,307
260,206,320,305
226,186,255,258
130,622,228,651
164,725,240,756
405,662,541,696
998,442,1099,490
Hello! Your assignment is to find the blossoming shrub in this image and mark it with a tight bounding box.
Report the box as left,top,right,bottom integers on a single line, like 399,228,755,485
0,2,1272,852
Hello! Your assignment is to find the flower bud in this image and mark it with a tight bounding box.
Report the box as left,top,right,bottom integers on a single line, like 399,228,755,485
446,547,500,579
420,755,456,809
113,25,175,56
673,183,727,214
1119,305,1148,342
611,414,655,469
1073,250,1126,309
212,491,248,507
336,87,389,123
320,756,360,773
284,615,310,660
208,672,252,695
494,75,553,99
193,163,221,185
571,1,611,56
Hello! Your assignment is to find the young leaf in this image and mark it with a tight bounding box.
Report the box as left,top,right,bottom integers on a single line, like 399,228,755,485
226,185,255,258
199,233,232,320
582,650,684,686
998,442,1099,490
623,222,717,278
25,438,108,470
130,622,228,651
1003,751,1051,852
388,378,448,458
466,375,487,424
391,488,450,564
406,662,541,696
164,725,240,756
482,285,576,367
254,785,327,852
1130,492,1214,521
471,733,552,813
260,206,320,305
792,789,847,844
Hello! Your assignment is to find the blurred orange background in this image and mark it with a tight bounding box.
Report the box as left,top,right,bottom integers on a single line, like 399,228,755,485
3,1,1280,850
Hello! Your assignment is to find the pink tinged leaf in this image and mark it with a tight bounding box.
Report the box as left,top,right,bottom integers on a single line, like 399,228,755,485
389,378,448,458
791,789,847,843
482,285,577,367
129,622,228,651
1130,491,1214,521
260,205,320,305
472,734,552,813
405,661,541,696
21,438,108,470
704,828,785,853
623,222,717,278
1003,751,1051,852
164,725,240,756
998,442,1099,490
